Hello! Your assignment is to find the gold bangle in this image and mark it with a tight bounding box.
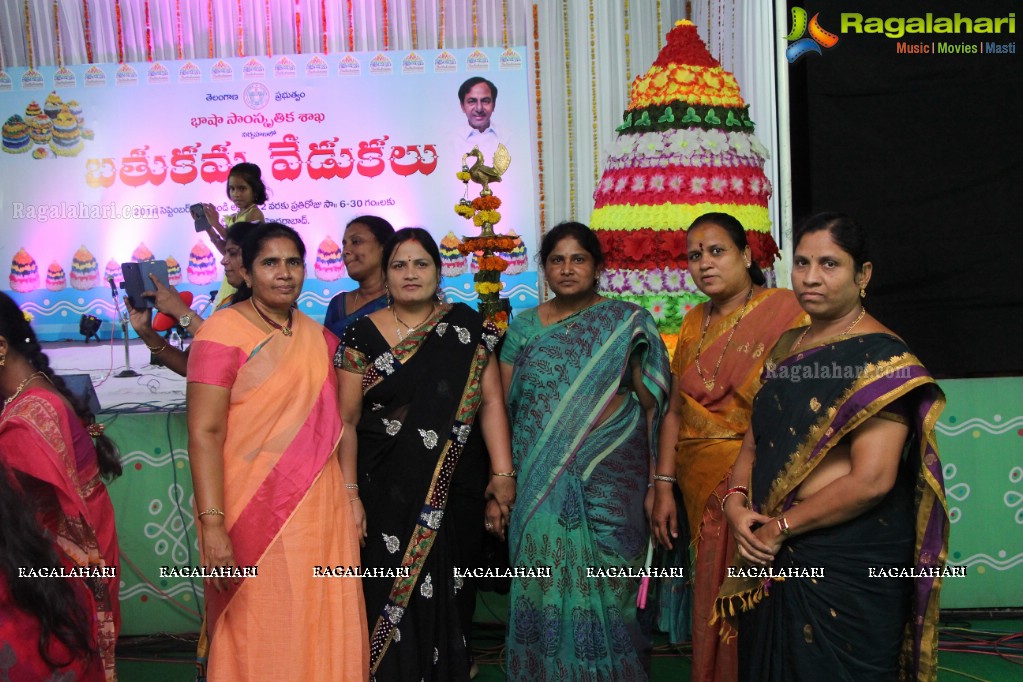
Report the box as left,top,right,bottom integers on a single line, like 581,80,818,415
492,470,517,478
653,474,677,484
198,508,224,518
147,341,169,355
344,483,359,490
349,497,361,503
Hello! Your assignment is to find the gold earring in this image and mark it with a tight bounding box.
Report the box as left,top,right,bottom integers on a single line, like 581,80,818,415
0,354,5,367
860,286,866,299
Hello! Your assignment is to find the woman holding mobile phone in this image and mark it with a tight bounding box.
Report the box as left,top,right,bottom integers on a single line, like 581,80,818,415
126,222,260,376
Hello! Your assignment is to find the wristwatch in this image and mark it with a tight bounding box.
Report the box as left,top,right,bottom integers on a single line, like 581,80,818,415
179,314,193,329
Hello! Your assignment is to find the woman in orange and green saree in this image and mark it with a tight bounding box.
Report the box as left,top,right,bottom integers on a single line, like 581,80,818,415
187,223,369,681
718,213,947,681
650,213,806,682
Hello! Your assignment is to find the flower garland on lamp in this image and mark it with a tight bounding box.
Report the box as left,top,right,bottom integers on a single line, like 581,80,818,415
454,145,515,332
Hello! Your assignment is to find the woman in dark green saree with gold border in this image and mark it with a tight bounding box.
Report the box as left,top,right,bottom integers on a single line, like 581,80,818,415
718,214,948,682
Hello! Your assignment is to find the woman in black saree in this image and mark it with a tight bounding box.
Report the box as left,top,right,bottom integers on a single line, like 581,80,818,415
717,213,948,682
335,228,515,680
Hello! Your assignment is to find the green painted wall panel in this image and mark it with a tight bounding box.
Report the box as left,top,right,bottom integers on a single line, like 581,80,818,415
936,378,1023,609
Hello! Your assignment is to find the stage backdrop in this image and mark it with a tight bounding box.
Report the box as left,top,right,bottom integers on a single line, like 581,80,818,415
0,48,538,340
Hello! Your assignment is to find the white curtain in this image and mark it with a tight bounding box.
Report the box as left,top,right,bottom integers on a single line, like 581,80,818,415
1,0,780,251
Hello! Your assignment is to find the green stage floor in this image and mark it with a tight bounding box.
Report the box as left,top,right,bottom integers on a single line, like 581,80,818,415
115,620,1022,681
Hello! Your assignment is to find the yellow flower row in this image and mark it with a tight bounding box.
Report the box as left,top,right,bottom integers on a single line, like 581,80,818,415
590,202,770,232
474,282,504,295
472,210,501,227
629,65,745,109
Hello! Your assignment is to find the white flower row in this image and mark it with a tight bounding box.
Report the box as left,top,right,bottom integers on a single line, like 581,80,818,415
600,268,700,296
604,128,769,164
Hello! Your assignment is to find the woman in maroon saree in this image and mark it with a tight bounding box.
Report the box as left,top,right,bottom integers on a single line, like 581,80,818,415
0,292,121,680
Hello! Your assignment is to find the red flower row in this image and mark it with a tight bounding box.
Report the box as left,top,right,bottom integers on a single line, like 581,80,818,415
596,228,780,270
593,166,770,209
651,23,719,69
597,229,687,270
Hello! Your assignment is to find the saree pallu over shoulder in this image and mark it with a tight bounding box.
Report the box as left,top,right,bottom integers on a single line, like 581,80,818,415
714,333,948,682
188,307,342,634
672,288,806,541
506,300,671,543
503,300,670,681
339,303,499,678
0,389,120,681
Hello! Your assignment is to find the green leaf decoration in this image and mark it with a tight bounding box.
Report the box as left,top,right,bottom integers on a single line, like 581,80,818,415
726,111,741,127
635,111,652,127
704,108,722,125
657,107,675,124
615,112,634,132
743,115,755,128
681,107,702,124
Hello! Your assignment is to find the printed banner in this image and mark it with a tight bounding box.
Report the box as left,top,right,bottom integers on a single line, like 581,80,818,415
0,48,537,340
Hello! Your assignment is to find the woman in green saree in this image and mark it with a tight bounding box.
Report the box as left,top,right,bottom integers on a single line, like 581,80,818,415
500,222,671,680
718,213,948,682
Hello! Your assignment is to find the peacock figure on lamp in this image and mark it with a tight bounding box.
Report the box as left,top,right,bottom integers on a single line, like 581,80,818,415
454,143,516,331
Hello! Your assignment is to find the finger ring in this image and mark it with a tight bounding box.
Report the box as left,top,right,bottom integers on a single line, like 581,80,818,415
485,522,493,530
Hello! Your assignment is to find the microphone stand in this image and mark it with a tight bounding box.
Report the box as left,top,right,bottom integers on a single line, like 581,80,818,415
109,277,140,378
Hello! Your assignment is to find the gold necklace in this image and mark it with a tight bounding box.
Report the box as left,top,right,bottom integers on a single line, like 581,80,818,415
3,371,49,409
391,304,435,341
694,286,753,391
250,298,293,336
352,284,383,310
791,306,866,352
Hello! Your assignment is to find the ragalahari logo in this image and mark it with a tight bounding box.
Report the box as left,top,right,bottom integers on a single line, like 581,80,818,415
786,7,839,62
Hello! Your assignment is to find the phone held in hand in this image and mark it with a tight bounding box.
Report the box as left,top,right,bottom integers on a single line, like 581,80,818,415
121,260,170,309
190,203,212,233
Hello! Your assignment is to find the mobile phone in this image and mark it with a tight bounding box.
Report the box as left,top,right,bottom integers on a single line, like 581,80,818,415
190,203,212,232
121,260,170,309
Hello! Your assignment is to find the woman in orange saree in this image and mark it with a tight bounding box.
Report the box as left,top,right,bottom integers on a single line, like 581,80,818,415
651,214,805,682
187,223,368,681
0,291,121,681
